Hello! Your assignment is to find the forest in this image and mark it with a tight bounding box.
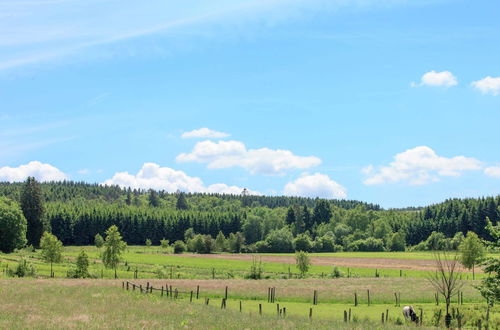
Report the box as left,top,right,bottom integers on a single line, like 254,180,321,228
0,181,499,253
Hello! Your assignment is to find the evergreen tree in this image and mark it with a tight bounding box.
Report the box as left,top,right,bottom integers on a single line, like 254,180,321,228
20,177,47,247
73,249,90,278
125,188,132,206
176,191,189,210
148,189,160,207
215,231,226,252
285,207,296,225
312,199,332,226
302,205,313,231
94,233,104,249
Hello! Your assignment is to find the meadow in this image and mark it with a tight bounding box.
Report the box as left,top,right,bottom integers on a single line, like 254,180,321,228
1,246,494,281
1,247,498,328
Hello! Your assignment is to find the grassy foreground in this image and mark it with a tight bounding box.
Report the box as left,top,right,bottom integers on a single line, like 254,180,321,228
0,279,429,329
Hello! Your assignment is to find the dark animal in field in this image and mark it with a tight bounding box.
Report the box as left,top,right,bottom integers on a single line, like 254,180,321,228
402,305,419,324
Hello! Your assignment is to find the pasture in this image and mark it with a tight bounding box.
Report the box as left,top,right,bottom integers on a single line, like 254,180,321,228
0,246,494,280
1,248,498,328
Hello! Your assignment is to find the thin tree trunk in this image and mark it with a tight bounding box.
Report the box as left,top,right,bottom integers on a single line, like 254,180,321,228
50,262,53,278
114,267,117,279
472,265,475,280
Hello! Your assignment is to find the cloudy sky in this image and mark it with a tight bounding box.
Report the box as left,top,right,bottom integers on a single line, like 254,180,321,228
1,0,499,208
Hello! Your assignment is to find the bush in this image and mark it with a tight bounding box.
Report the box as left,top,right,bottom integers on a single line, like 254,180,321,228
254,240,269,253
295,251,310,278
347,237,385,252
265,228,293,253
187,234,215,254
7,258,36,277
293,233,312,252
67,249,90,278
173,240,186,254
388,232,406,251
331,266,343,278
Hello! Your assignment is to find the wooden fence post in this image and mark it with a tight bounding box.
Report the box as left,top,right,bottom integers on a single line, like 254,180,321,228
212,268,215,279
225,286,228,300
354,292,358,306
381,312,384,323
398,292,401,307
239,301,242,312
283,307,286,317
190,291,193,302
309,308,313,320
267,287,271,303
349,308,351,322
367,290,370,306
161,286,164,297
276,304,280,316
344,310,347,322
196,285,200,299
259,304,262,316
386,309,389,322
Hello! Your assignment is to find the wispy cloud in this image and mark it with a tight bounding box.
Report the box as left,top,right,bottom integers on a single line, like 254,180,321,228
0,0,419,71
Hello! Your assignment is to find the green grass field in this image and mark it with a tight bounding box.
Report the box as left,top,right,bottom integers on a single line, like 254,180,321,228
1,247,499,329
2,246,495,281
0,279,497,329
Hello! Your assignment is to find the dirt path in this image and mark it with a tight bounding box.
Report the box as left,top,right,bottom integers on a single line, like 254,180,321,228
181,253,476,272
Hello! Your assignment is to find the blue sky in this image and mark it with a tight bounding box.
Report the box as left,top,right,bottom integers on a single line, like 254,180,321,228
1,0,499,208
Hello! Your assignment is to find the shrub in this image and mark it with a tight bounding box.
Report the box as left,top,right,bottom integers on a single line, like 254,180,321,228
347,237,385,252
67,249,90,278
173,240,186,254
295,251,310,278
293,233,312,252
331,266,343,278
8,258,36,277
265,228,293,253
254,240,269,253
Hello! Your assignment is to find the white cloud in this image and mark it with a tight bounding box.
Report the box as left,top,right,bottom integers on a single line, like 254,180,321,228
77,168,89,175
284,173,347,199
0,161,68,182
176,140,321,175
181,128,230,139
471,76,500,95
102,162,259,195
412,70,458,87
363,146,482,185
484,166,500,178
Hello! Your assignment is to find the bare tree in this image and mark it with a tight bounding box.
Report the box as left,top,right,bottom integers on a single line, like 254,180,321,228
427,252,464,328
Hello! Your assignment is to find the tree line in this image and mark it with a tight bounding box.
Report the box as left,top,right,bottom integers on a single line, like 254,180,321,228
0,179,499,254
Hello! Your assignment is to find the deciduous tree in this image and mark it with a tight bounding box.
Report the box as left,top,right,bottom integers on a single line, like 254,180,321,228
0,197,27,253
102,225,127,278
40,232,63,277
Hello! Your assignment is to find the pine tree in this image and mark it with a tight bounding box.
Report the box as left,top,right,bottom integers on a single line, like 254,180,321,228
148,189,160,207
176,191,189,210
20,177,47,248
125,188,132,206
285,207,296,225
